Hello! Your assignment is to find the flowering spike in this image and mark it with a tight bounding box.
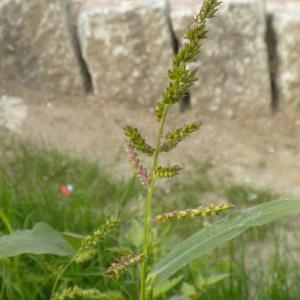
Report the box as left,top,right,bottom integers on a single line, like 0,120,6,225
124,126,155,155
161,121,202,152
75,217,119,264
155,0,221,120
155,165,182,178
152,203,234,223
105,253,145,280
127,142,150,187
52,286,101,300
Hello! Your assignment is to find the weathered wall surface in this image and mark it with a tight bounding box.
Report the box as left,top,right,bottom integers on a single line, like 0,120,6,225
267,1,300,108
0,0,300,113
78,0,173,106
0,0,86,96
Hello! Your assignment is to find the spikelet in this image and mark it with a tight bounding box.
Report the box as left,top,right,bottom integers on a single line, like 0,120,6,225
52,286,101,300
155,165,182,178
126,142,150,186
75,217,119,264
155,68,197,120
74,249,97,264
152,203,234,223
161,121,202,152
105,253,145,280
124,126,155,155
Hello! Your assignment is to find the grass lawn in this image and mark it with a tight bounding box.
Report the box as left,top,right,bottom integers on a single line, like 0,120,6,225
0,142,300,300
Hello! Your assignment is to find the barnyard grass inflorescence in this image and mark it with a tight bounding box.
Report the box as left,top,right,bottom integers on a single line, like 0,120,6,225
155,0,221,120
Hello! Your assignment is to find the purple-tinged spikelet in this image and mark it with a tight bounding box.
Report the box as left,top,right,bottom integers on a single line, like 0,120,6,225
105,253,145,280
152,203,234,223
127,142,150,186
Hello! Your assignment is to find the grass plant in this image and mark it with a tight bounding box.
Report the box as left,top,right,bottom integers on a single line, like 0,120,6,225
1,0,300,299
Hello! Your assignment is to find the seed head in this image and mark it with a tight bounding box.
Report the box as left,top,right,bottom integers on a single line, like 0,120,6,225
127,142,150,186
152,203,234,223
155,165,182,178
75,217,119,264
155,0,221,120
124,126,155,155
105,253,145,280
52,286,101,300
161,121,202,152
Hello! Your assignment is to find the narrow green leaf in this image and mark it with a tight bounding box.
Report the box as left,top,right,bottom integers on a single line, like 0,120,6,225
0,209,13,234
0,222,75,258
153,276,183,298
181,282,197,296
150,199,300,286
61,231,84,250
204,273,229,286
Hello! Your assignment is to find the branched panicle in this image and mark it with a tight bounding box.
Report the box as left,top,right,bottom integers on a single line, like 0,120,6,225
152,203,234,223
138,1,221,297
155,165,182,178
105,253,145,280
124,126,155,155
155,0,221,120
161,121,202,152
75,217,119,264
127,142,150,187
52,286,101,300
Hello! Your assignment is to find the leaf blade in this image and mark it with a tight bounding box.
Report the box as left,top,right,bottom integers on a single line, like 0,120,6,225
0,222,75,258
150,199,300,286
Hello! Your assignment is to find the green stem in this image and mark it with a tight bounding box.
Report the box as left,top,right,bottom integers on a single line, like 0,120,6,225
139,106,169,300
50,254,77,299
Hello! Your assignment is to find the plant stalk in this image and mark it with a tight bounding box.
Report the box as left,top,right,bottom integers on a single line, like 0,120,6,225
50,255,77,299
139,107,169,300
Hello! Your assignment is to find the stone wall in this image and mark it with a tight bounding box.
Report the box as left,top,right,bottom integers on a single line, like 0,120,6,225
0,0,300,114
0,0,86,96
267,1,300,108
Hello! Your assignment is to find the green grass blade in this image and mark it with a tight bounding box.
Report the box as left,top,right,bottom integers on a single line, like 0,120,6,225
150,199,300,286
153,276,183,298
0,222,75,258
0,209,13,234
